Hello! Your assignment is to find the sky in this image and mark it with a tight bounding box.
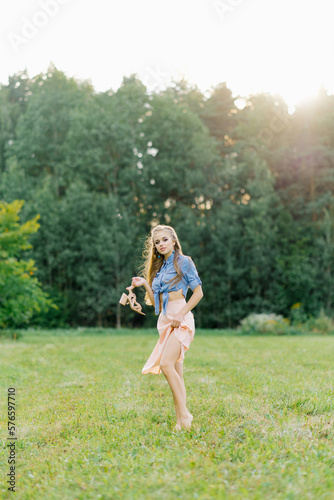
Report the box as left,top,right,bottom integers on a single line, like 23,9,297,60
1,0,334,108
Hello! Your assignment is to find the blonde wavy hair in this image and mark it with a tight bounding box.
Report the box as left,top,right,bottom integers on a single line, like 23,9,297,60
141,225,184,305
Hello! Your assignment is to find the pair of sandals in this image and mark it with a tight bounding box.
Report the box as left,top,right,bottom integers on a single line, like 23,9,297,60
119,285,145,315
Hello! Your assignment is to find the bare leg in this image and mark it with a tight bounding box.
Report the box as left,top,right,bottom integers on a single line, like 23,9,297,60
160,330,193,430
175,361,193,428
172,362,183,429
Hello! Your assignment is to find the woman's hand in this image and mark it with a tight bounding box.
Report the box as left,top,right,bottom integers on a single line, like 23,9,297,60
168,311,184,328
132,277,146,288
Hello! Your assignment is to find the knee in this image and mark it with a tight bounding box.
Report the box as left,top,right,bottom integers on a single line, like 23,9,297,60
160,359,173,374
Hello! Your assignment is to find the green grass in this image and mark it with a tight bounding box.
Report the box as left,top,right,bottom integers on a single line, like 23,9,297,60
1,328,334,499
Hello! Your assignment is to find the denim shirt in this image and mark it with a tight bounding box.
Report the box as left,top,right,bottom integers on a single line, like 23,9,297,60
151,253,202,315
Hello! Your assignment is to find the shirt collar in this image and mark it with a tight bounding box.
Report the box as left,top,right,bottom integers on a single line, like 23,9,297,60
164,251,175,265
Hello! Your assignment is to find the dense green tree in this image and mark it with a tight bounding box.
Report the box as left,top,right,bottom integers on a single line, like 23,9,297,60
0,70,33,173
197,153,281,327
0,200,55,327
9,65,92,198
137,91,219,225
0,66,333,328
27,184,142,327
63,76,147,197
200,82,237,156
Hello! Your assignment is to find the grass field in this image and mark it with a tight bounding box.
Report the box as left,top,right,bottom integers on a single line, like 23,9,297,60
1,328,334,499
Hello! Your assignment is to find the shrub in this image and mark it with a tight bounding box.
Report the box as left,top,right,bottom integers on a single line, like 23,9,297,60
239,313,289,334
304,309,334,334
289,302,309,325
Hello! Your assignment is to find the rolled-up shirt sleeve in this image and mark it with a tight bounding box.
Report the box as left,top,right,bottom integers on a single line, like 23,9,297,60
181,256,202,291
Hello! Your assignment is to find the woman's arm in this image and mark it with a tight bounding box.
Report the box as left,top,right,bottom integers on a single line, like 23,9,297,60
131,277,155,306
170,285,203,328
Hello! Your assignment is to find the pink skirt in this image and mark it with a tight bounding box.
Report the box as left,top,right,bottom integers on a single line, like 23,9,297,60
142,298,195,375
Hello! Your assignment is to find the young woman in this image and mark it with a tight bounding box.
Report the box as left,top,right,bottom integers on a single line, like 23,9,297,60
131,225,203,431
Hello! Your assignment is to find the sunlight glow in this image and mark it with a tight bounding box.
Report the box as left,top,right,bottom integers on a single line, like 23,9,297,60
0,0,333,107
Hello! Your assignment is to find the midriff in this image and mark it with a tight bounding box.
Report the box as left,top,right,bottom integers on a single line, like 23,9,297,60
159,289,184,307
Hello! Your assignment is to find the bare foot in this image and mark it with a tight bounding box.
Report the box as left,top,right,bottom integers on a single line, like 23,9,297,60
173,410,193,431
180,412,193,430
186,410,193,423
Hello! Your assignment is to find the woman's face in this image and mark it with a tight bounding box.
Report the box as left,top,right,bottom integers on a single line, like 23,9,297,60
153,231,175,260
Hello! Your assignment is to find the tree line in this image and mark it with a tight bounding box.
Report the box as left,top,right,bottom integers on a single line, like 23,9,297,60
0,64,333,328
